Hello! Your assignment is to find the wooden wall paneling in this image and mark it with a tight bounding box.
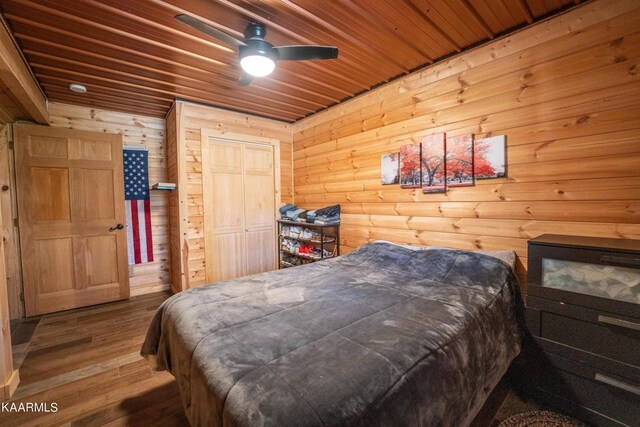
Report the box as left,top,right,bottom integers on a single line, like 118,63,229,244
0,126,22,319
46,102,170,299
169,101,292,289
293,38,640,162
292,1,640,293
166,102,189,293
0,127,17,397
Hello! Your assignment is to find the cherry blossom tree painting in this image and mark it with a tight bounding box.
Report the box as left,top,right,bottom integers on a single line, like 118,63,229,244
446,134,474,187
380,152,399,185
420,133,446,194
399,144,421,188
474,135,506,179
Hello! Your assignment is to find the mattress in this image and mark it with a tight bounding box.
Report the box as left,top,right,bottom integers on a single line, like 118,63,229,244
141,242,523,426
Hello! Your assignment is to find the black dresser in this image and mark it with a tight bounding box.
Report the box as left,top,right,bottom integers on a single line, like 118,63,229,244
524,234,640,427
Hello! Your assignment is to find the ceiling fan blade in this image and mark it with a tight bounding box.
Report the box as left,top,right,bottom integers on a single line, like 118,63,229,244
176,14,246,49
275,45,338,61
239,71,254,86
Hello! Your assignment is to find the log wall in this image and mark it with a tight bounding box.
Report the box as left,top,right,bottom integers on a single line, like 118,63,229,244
4,102,171,318
167,101,292,289
49,103,170,298
292,0,640,289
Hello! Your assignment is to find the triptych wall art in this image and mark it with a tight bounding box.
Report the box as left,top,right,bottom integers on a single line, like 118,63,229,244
380,133,507,194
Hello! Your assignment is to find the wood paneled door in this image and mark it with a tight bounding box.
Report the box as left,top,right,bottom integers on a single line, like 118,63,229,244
15,124,129,316
202,130,280,283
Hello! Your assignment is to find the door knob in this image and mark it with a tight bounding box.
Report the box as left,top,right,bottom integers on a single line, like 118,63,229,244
109,223,125,231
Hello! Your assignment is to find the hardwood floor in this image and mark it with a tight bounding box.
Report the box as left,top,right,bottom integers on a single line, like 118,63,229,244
2,291,554,427
2,292,188,426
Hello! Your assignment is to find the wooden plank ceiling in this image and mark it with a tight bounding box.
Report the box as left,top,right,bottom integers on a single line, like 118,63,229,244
0,0,578,122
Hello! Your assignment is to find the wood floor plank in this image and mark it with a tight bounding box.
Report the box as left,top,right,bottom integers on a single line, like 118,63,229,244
2,292,186,427
70,381,182,427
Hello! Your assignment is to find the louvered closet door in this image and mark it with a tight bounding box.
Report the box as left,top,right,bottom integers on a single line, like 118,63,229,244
203,137,276,283
15,124,129,316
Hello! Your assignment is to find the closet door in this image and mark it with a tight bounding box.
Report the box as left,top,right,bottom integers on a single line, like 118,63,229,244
243,144,276,275
204,140,247,281
203,136,277,283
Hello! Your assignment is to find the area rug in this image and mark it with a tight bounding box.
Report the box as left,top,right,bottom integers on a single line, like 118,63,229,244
499,410,587,427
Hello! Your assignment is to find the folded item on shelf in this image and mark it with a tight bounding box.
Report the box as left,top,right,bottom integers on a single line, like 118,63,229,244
279,204,297,217
286,208,306,221
315,204,340,218
306,210,317,223
315,214,340,225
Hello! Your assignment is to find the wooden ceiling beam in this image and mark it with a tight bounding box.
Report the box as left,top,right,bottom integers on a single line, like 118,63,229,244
0,16,49,124
0,80,29,123
0,104,16,123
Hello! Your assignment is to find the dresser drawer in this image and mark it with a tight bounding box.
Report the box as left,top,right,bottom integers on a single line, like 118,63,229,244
528,296,640,368
541,312,640,368
531,352,640,427
533,336,640,385
527,235,640,319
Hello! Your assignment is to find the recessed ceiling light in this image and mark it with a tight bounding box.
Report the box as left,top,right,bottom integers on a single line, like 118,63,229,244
69,83,87,93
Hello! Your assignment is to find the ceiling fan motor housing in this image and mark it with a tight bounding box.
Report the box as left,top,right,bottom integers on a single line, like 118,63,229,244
240,23,278,61
244,22,267,39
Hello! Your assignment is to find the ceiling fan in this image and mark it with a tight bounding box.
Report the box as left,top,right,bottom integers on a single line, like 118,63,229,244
176,14,339,86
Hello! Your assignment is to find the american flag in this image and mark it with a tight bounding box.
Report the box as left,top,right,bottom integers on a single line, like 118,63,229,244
124,149,153,264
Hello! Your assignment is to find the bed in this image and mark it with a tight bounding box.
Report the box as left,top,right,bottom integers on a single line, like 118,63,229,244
141,241,523,426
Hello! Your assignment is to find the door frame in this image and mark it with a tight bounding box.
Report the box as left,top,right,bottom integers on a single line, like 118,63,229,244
200,129,281,283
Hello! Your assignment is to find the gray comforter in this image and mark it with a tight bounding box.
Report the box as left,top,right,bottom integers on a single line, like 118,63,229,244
141,242,522,426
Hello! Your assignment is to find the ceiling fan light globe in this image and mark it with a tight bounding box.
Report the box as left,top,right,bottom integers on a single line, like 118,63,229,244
240,55,276,77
